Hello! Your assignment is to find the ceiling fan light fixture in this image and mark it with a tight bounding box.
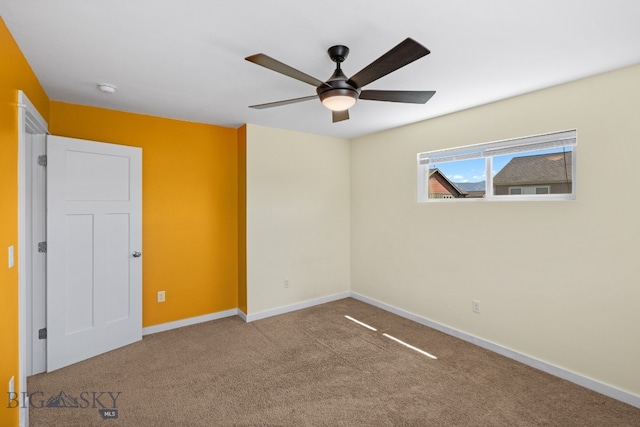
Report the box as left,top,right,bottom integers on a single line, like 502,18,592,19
320,89,358,112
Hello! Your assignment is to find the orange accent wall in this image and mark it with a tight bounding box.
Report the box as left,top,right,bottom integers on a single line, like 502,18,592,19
0,18,50,427
49,102,239,327
237,125,247,314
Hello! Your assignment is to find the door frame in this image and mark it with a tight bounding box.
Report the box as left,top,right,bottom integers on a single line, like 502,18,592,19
23,132,46,376
17,90,48,427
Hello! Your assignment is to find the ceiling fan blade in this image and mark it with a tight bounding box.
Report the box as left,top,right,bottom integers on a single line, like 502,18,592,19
245,54,329,88
360,90,436,104
332,109,349,123
249,95,318,109
347,38,430,89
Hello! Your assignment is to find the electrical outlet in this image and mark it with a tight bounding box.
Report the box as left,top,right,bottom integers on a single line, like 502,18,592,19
284,278,290,288
157,291,166,303
472,300,481,314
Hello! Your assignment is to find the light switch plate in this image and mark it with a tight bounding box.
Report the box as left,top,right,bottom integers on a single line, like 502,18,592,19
8,246,14,268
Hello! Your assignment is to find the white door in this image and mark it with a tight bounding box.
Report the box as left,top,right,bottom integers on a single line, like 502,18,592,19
46,135,142,372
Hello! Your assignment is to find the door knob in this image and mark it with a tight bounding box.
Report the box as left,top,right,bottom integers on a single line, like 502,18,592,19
132,251,142,258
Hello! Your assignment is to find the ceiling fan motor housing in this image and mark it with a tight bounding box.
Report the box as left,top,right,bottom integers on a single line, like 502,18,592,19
317,45,360,110
316,77,360,100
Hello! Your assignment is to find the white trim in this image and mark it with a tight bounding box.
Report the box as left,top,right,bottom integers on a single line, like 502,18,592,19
17,95,27,427
244,292,351,322
418,129,576,163
349,292,640,409
24,133,46,377
142,309,239,335
17,91,48,134
140,292,350,332
17,91,49,427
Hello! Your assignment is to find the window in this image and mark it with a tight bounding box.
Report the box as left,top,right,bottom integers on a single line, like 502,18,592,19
417,130,576,202
509,186,549,195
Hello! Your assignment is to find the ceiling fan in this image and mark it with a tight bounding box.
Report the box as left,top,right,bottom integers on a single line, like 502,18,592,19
245,38,435,123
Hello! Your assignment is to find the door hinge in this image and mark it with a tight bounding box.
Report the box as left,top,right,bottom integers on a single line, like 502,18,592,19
37,155,47,167
38,328,47,339
38,241,47,253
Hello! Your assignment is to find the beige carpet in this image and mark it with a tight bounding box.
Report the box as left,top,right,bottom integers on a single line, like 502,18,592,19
28,298,640,426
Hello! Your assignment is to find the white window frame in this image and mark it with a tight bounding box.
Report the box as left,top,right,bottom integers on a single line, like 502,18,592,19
417,130,577,202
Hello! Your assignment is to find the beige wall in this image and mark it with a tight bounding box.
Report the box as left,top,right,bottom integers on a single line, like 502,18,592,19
350,65,640,396
246,124,351,315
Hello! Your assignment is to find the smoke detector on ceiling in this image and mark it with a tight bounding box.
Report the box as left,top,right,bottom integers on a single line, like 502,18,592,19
97,83,117,94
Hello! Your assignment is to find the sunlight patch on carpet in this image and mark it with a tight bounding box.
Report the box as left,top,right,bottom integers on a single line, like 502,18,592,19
344,315,377,331
383,333,437,360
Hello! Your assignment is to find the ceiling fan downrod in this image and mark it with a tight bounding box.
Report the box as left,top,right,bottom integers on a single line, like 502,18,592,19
318,45,359,111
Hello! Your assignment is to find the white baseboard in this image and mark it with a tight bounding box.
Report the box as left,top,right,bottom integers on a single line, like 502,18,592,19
141,291,350,334
244,292,351,322
350,292,640,409
142,308,239,335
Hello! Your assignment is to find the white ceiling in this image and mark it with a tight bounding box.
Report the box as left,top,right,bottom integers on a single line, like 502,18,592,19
1,1,640,139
